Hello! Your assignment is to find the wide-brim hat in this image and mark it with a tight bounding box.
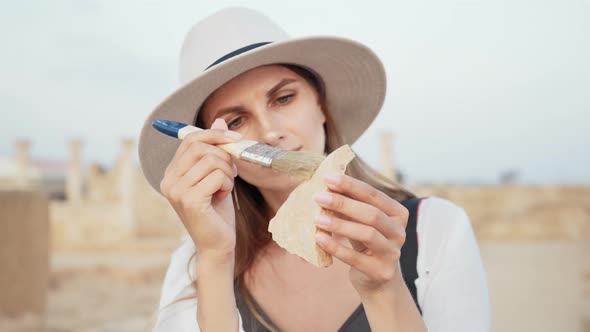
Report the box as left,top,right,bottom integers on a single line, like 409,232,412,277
138,7,387,194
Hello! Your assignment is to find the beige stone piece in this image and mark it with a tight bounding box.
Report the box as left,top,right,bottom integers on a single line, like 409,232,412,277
268,145,356,268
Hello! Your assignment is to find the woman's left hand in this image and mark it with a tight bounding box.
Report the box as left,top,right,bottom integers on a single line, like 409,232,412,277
313,174,409,296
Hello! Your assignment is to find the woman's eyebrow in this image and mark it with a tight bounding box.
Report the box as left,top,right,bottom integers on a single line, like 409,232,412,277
266,78,297,98
207,78,297,124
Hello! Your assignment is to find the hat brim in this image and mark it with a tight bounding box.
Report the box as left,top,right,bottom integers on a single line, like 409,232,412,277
138,36,386,194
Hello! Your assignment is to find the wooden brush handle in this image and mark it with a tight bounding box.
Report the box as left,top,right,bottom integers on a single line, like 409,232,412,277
152,119,259,159
174,122,258,158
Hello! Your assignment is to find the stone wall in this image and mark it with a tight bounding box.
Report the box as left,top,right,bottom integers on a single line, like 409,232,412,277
0,190,49,331
412,184,590,241
50,139,184,250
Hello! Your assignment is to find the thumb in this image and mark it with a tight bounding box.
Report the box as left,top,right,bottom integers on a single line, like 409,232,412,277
211,118,229,131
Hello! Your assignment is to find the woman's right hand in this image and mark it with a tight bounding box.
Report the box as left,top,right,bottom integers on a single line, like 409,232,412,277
160,118,242,264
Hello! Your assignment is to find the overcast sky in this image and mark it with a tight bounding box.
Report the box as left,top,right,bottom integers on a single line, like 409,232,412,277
0,0,588,184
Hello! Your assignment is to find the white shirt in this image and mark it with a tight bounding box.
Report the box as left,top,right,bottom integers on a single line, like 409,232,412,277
153,197,491,331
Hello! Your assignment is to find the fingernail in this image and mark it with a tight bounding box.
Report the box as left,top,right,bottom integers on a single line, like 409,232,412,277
315,232,329,245
232,163,238,177
314,214,331,225
225,130,242,139
324,174,340,185
212,118,226,127
314,192,332,205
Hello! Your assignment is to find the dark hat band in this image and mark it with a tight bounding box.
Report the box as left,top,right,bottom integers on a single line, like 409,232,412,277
206,42,272,70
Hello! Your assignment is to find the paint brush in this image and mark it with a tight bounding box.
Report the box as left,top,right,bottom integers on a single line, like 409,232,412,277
152,119,325,179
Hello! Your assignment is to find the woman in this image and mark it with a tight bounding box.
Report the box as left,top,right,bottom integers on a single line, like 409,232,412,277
138,7,490,332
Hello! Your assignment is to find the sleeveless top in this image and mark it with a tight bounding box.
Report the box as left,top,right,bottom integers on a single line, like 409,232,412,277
234,198,423,332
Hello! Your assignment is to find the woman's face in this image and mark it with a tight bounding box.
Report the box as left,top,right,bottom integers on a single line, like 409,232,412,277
201,65,327,191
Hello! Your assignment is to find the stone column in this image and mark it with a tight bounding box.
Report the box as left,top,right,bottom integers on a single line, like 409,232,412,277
0,190,49,330
15,140,31,188
378,130,399,182
66,139,82,203
119,138,136,229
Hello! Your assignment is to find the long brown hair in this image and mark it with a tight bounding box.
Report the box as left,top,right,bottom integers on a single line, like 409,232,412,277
187,64,415,331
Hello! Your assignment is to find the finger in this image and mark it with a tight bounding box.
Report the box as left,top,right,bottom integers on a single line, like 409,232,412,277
165,132,230,177
315,232,400,282
324,174,408,221
178,154,235,189
212,171,234,202
173,127,241,161
210,118,229,131
315,214,393,255
172,142,233,178
193,169,234,198
315,231,372,269
175,170,234,211
329,209,406,245
314,192,398,239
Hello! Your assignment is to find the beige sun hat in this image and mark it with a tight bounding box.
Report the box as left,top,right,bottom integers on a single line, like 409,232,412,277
138,7,387,194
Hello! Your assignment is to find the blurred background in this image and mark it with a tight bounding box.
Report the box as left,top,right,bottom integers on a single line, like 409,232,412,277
0,1,588,331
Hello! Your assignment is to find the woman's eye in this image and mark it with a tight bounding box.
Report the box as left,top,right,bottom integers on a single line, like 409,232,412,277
275,94,294,105
228,117,243,129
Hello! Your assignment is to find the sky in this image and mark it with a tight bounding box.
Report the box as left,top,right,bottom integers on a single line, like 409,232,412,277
0,0,588,185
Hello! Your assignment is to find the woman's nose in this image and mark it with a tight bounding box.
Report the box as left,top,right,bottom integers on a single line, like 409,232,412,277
258,116,285,147
263,130,282,147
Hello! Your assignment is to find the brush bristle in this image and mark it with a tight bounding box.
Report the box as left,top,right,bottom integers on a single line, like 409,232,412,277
270,151,325,179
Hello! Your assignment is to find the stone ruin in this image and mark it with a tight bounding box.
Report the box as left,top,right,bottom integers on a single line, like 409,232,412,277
1,138,184,251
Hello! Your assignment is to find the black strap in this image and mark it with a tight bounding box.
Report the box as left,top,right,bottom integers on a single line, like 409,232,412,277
205,42,272,70
400,197,423,314
338,197,424,332
235,282,276,332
